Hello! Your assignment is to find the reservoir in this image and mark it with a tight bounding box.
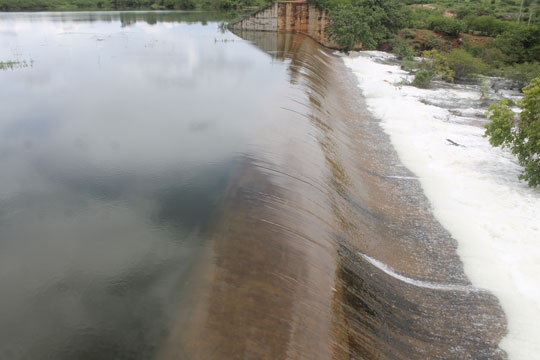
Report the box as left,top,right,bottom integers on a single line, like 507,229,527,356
0,12,509,359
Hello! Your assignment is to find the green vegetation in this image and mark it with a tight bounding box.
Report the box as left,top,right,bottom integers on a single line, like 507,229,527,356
427,15,464,36
485,77,540,187
392,37,415,60
462,14,509,35
411,49,453,87
412,69,433,87
504,62,540,88
326,3,374,50
314,0,540,187
0,0,270,11
424,33,449,50
308,0,539,89
0,60,33,70
311,0,407,51
446,48,488,79
410,48,489,87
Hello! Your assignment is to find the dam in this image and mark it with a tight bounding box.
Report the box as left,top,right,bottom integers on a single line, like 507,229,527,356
0,11,509,360
229,0,341,49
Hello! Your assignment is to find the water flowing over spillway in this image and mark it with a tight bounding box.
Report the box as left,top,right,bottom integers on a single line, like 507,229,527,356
0,12,513,359
343,51,540,359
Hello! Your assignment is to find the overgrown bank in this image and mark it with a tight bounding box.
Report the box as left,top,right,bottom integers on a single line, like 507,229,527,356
307,0,539,187
308,0,539,89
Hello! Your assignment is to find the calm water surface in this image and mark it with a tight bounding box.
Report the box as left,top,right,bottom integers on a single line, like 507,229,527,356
0,11,293,359
0,12,507,360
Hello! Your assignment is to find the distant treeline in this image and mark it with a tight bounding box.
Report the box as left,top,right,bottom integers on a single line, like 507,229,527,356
0,0,271,11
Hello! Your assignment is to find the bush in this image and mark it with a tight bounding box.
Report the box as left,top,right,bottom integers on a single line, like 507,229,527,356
411,49,456,88
428,16,465,36
420,49,454,82
424,33,448,50
405,7,439,29
494,25,540,64
402,29,416,39
392,37,415,60
480,47,509,67
446,49,488,80
456,5,473,19
464,15,509,36
485,77,540,187
412,69,433,88
504,62,540,89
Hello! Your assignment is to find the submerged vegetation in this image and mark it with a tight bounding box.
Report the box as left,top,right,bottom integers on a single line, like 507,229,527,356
0,59,33,70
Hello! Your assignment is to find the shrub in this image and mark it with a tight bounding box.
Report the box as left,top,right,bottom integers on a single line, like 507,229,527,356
485,77,540,187
412,69,433,88
456,5,473,19
428,16,465,36
446,49,488,80
464,14,509,36
494,25,540,64
403,7,438,29
505,62,540,89
420,49,454,82
402,29,416,39
480,47,509,67
411,49,456,88
392,37,415,60
424,33,448,50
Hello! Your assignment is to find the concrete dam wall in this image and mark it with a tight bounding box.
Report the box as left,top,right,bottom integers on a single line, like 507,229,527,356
229,1,340,49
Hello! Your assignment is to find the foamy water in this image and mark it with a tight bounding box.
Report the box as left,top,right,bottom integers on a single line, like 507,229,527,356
343,51,540,359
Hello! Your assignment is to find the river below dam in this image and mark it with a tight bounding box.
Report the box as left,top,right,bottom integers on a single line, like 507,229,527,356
0,11,519,359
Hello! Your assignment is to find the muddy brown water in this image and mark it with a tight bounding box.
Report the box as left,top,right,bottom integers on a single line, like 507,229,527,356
0,12,505,359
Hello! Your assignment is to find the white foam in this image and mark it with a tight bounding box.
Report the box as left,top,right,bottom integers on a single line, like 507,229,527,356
358,252,480,292
344,51,540,360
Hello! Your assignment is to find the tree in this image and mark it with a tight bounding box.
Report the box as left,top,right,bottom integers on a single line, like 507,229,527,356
325,0,406,51
485,77,540,187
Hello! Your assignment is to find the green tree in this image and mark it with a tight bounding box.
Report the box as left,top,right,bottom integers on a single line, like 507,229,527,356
485,77,540,187
327,3,373,50
324,0,406,51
